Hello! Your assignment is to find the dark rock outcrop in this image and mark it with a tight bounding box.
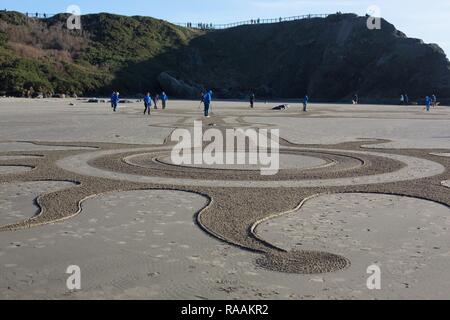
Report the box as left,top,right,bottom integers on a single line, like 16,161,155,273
157,72,204,98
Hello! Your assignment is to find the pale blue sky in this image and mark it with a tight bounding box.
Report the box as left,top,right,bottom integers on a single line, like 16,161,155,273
2,0,450,56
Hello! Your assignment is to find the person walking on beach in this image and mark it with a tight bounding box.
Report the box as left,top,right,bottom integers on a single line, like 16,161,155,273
153,94,159,109
404,94,409,105
111,91,116,110
143,93,152,115
432,94,437,107
111,91,119,112
160,92,168,109
250,93,255,108
116,92,121,111
400,94,405,105
425,96,432,112
352,93,359,105
203,90,212,117
302,94,309,112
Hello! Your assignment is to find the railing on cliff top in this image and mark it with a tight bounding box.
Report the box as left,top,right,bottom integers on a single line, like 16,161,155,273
175,13,332,30
17,12,56,19
12,11,332,29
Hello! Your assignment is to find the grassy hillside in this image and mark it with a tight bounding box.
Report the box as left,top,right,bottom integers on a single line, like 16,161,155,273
0,11,199,96
1,11,449,101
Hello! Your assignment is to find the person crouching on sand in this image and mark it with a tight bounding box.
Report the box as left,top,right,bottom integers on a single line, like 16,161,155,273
143,93,152,115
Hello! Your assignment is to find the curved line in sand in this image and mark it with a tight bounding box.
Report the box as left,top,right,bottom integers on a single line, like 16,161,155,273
251,191,450,253
124,151,337,173
0,164,36,175
0,180,81,231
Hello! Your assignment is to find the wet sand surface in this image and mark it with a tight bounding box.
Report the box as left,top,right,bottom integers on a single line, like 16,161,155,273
0,98,449,299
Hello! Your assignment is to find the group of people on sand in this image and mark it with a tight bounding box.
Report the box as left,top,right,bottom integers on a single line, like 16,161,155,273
402,93,438,112
142,92,168,115
425,94,438,112
111,89,439,116
110,91,168,115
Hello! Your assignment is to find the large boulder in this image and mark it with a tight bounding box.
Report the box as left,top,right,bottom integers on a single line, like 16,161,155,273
157,72,204,99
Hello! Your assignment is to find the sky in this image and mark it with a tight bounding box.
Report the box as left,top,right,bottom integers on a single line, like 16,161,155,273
2,0,450,56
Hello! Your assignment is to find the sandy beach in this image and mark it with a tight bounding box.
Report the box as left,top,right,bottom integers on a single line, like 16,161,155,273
0,98,449,299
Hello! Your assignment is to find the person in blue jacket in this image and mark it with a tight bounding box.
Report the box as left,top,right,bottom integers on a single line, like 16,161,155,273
111,91,120,112
303,94,309,112
143,93,152,115
203,90,212,117
425,96,432,112
111,91,117,111
160,92,168,109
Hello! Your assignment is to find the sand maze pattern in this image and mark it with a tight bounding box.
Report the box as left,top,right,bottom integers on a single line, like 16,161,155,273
0,130,449,274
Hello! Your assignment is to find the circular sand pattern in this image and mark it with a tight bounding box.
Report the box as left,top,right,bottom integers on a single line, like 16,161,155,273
134,152,329,171
119,149,365,181
256,251,350,274
57,146,444,188
0,166,33,175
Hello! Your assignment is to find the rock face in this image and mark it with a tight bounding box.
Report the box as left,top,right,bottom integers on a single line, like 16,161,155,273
172,13,450,102
157,72,204,98
1,11,450,102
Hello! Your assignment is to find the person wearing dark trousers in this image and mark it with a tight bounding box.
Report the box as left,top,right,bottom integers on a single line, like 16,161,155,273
160,92,168,109
153,95,159,109
111,91,119,112
143,93,152,115
203,91,212,117
425,96,432,112
250,93,255,108
111,91,116,110
303,95,309,112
